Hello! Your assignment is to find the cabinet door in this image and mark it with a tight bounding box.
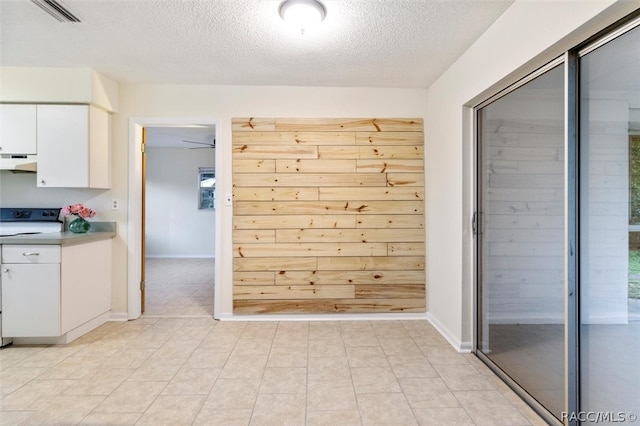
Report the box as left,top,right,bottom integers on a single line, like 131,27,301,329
0,104,37,154
89,106,111,188
1,264,60,337
60,240,111,334
37,105,89,187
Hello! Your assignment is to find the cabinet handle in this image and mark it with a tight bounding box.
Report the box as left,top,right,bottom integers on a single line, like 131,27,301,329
40,179,46,185
2,269,8,273
22,252,40,257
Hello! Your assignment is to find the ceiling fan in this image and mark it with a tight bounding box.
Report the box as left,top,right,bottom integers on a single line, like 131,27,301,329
182,138,216,149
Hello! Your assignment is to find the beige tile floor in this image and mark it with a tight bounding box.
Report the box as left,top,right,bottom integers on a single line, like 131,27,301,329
0,259,547,425
0,319,547,425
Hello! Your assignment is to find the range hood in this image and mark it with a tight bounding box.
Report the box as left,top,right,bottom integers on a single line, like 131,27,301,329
0,155,37,172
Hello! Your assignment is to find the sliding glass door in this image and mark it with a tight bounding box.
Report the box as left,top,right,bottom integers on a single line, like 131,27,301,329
477,15,640,425
477,63,566,420
579,22,640,421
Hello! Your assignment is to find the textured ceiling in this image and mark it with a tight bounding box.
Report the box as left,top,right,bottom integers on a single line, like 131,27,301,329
0,0,514,88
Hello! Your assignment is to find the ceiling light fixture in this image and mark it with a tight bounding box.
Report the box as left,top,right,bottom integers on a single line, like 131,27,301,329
279,0,326,34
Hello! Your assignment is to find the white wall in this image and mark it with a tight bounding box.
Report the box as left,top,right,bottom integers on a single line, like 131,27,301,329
0,172,110,225
145,147,215,258
426,0,638,349
116,85,429,318
0,67,118,112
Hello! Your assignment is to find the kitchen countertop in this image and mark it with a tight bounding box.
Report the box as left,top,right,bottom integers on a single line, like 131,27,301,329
0,222,116,246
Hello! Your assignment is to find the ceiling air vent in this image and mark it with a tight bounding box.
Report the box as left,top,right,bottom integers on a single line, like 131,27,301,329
31,0,81,23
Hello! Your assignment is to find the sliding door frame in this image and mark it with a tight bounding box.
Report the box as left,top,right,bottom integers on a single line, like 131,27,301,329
565,49,580,426
474,10,640,426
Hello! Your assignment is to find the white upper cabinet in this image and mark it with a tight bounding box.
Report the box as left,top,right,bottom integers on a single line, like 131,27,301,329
36,104,111,188
0,104,37,154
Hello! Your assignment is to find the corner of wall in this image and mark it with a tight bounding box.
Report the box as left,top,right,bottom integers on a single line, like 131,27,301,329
426,312,472,353
109,311,129,322
91,70,119,113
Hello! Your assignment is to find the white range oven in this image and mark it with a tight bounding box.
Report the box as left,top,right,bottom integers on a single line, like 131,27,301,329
0,207,62,347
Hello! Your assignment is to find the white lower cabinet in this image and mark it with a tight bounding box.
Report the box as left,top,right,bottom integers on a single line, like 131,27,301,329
1,240,111,338
2,263,60,337
60,240,111,335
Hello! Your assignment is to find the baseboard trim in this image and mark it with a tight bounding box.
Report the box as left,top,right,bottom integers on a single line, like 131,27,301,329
426,312,472,353
109,311,130,322
144,255,215,259
13,311,111,345
216,312,429,322
487,314,629,325
487,314,564,324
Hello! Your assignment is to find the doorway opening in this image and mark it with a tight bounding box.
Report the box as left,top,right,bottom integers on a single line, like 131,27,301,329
142,126,216,317
127,118,221,320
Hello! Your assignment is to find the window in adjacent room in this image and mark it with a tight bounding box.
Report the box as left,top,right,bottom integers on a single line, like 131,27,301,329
199,167,215,209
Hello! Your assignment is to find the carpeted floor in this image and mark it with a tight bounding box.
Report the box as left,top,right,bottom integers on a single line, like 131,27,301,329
143,258,214,317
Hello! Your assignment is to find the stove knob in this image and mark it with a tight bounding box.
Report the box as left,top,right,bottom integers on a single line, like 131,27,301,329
14,210,23,218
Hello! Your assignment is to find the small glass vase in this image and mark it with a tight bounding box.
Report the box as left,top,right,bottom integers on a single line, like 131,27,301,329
69,217,91,234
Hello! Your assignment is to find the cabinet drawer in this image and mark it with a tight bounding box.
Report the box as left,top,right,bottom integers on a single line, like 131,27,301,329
2,245,60,263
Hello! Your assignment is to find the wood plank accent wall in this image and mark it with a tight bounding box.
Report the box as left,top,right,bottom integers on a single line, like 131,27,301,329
232,118,426,314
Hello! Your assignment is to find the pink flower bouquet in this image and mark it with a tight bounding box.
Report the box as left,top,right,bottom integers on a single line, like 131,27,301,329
62,203,96,219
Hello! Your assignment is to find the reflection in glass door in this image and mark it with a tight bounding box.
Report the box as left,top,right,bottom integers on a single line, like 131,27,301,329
579,23,640,422
477,64,566,420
